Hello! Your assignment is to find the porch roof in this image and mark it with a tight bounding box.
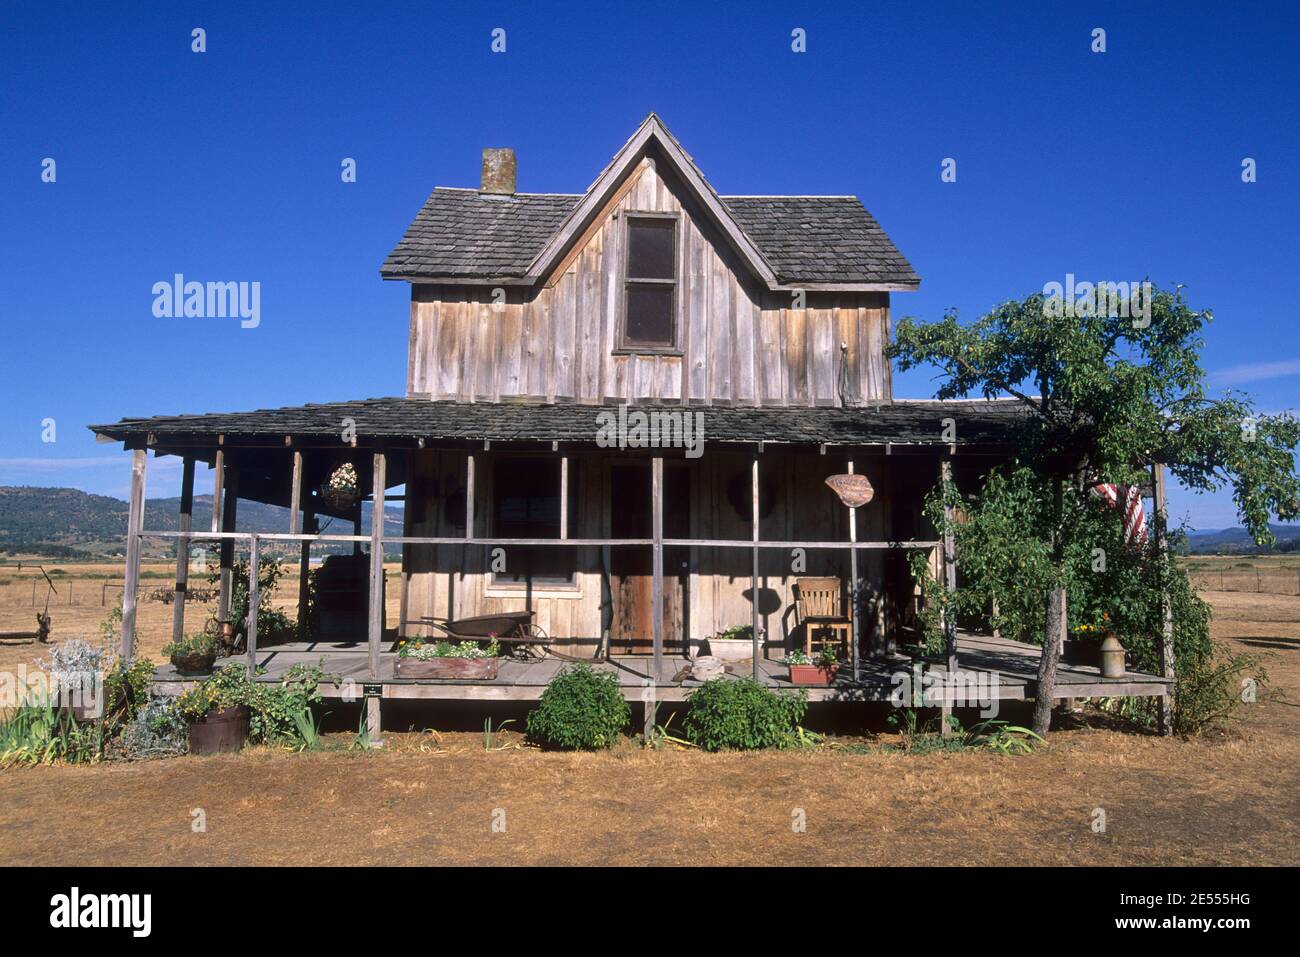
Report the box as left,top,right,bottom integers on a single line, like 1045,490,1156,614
89,396,1028,451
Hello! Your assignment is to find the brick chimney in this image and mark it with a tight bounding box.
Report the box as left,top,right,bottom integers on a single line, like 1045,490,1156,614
480,148,516,195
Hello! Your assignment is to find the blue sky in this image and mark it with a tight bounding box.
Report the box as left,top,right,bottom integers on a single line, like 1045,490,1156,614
1,1,1296,529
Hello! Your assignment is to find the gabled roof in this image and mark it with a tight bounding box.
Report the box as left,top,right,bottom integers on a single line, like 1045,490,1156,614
381,114,919,290
723,197,920,286
381,189,580,281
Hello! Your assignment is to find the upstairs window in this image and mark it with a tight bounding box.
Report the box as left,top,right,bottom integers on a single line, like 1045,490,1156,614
620,216,678,351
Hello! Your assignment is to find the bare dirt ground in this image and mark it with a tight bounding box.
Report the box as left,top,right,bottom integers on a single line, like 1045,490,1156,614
0,564,1296,866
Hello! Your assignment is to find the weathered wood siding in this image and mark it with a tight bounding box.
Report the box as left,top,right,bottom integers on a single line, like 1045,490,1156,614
406,160,892,406
401,448,893,659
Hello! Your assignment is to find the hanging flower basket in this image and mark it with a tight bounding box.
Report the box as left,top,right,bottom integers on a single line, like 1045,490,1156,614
320,463,360,510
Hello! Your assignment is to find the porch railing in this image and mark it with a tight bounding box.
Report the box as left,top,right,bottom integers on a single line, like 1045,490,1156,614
115,446,957,744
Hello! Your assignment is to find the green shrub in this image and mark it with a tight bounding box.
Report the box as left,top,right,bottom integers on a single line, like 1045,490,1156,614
911,468,1265,735
0,693,104,766
104,657,156,722
526,664,630,750
205,549,297,645
177,661,326,746
114,695,188,759
161,632,216,658
683,678,808,751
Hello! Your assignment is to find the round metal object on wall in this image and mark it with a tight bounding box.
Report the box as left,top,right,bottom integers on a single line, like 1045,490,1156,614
825,473,874,508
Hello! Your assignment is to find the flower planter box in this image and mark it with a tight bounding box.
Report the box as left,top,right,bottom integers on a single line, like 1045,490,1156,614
704,637,753,662
1062,640,1100,668
187,705,250,755
788,664,839,686
395,657,500,680
171,651,217,677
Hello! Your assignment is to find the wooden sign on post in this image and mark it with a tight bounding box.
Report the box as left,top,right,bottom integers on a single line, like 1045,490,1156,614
825,473,874,508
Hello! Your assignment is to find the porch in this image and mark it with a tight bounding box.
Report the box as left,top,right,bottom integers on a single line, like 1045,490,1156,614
148,631,1173,703
91,396,1176,740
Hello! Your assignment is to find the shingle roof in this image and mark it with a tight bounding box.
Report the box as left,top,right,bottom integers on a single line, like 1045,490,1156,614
90,397,1025,449
380,190,918,286
380,189,580,280
722,197,919,286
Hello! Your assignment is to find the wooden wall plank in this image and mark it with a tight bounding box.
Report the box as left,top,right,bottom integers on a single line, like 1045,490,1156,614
404,163,897,408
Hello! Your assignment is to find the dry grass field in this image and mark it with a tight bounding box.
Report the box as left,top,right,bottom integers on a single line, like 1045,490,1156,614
0,559,1297,866
0,557,405,676
1184,553,1300,596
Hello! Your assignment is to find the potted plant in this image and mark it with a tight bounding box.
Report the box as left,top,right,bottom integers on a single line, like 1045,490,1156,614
163,632,218,676
320,462,360,510
705,624,754,662
177,665,252,755
213,617,237,658
785,645,841,686
394,637,501,679
1063,616,1109,667
40,638,110,722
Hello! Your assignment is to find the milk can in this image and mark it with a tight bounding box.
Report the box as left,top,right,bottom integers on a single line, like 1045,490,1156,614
1099,632,1127,679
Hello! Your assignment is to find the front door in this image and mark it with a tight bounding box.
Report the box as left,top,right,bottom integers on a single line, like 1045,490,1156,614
609,464,689,654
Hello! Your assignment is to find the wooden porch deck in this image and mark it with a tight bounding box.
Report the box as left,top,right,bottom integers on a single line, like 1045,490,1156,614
151,632,1171,704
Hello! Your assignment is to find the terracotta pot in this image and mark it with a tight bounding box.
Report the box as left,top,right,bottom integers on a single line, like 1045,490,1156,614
171,651,217,676
395,656,500,680
187,705,250,755
788,664,839,686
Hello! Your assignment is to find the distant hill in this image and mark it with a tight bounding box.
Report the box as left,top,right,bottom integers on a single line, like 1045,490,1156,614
0,486,403,559
1183,523,1300,554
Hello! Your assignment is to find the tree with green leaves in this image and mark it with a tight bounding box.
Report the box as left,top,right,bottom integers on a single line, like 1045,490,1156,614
889,284,1299,735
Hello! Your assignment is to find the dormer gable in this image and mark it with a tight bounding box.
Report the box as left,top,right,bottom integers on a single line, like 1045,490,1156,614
385,116,918,407
382,114,918,291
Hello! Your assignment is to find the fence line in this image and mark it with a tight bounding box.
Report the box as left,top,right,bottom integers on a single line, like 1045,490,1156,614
1189,568,1300,596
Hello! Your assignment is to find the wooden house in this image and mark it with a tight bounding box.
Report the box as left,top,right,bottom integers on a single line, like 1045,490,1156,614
92,115,1171,737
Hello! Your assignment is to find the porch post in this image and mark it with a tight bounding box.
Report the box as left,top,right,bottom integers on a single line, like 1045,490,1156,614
289,450,303,534
217,463,240,623
120,448,148,659
1152,463,1175,736
171,456,195,645
210,449,224,535
751,451,761,680
940,459,958,734
847,458,859,683
290,450,312,640
367,451,387,744
246,534,259,676
652,455,664,678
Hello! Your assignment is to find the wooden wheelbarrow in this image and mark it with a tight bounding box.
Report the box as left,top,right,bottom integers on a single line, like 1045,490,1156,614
405,611,552,660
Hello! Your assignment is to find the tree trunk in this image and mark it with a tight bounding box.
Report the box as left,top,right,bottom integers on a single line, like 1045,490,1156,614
1032,586,1067,736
